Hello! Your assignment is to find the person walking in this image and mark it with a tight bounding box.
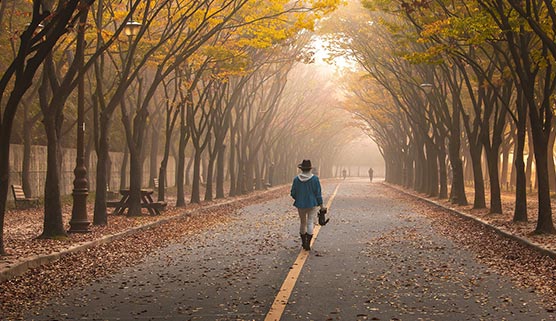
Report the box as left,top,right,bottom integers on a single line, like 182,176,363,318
368,167,374,182
290,159,323,251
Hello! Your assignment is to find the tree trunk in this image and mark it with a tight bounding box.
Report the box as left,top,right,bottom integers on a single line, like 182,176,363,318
244,159,255,194
190,151,202,203
216,145,226,199
500,140,511,191
175,125,187,207
201,156,208,186
150,125,159,188
22,119,33,197
404,154,414,188
120,146,128,190
93,119,110,225
448,111,467,205
126,102,149,216
526,127,534,191
158,134,173,202
204,154,216,201
469,144,486,208
185,156,193,186
158,161,167,202
255,160,263,190
40,114,66,238
414,141,426,192
229,132,237,196
486,148,503,214
548,124,556,191
425,143,439,197
158,115,178,202
513,119,527,222
531,126,556,233
127,149,143,216
438,145,448,199
0,127,14,254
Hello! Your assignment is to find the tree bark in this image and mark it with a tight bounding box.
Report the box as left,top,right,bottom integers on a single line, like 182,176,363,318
486,147,503,214
93,118,110,225
190,151,202,203
448,110,467,205
40,113,66,238
175,122,187,207
500,142,511,191
204,152,216,201
513,117,527,222
532,137,556,233
548,122,556,191
22,118,33,197
530,119,556,233
438,144,448,199
127,148,143,216
120,145,128,190
150,123,159,188
228,128,237,196
425,142,438,197
216,144,226,198
469,144,486,208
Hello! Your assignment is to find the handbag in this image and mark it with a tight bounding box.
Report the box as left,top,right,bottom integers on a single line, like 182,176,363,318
318,207,329,226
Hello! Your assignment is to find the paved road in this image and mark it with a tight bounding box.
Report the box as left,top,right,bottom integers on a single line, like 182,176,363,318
27,179,555,320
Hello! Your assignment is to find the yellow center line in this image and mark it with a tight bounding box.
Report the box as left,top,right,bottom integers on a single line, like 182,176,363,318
264,183,341,321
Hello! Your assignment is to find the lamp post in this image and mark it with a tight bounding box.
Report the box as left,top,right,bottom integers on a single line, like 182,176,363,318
69,8,91,233
124,21,142,37
420,83,433,94
123,20,141,68
124,0,142,39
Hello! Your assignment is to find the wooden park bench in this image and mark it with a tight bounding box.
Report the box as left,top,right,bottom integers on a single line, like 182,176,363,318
106,189,167,215
143,201,167,214
11,185,39,209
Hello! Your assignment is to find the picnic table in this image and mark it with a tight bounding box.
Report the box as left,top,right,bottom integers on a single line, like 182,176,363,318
108,189,166,216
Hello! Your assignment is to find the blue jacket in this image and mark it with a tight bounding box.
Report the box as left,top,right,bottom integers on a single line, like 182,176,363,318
290,174,323,209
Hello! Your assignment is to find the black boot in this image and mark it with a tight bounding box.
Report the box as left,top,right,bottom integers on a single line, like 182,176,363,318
304,233,313,251
300,233,307,249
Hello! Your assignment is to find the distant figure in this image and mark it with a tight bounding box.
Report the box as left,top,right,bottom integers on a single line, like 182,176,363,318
342,169,347,180
290,159,323,251
368,167,374,182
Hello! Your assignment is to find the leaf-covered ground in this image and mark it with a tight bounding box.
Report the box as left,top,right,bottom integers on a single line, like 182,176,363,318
412,186,556,251
0,188,284,271
2,180,556,320
0,186,289,319
390,184,556,313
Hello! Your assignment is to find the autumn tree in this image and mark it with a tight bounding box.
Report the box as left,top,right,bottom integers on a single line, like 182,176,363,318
0,0,94,254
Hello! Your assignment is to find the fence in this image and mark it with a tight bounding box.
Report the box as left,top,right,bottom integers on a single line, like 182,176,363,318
7,144,176,201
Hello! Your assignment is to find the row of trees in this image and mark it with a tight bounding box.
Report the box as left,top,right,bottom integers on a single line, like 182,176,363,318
333,0,556,234
0,0,347,254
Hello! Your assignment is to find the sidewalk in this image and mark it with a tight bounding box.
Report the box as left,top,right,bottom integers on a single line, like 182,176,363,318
385,183,556,258
0,186,288,283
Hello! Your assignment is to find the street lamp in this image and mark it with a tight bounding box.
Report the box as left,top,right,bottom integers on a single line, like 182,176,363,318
124,0,141,37
420,83,434,94
69,10,91,233
123,21,142,37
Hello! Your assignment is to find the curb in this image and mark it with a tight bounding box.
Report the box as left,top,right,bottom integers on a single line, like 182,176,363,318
384,183,556,259
0,186,284,283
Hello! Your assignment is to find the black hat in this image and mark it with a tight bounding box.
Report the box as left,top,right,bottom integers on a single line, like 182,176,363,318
298,159,312,170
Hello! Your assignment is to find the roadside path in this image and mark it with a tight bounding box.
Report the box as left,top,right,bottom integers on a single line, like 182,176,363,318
24,179,555,320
